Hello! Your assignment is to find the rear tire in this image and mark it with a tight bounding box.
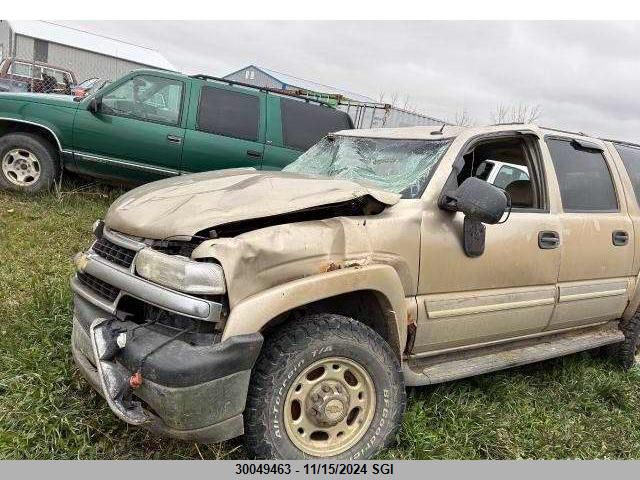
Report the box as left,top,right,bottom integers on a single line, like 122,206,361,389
0,133,58,193
608,311,640,370
244,314,405,460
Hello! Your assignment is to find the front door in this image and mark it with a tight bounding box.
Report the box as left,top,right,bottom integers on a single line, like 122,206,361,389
414,133,562,354
73,73,186,183
545,137,634,330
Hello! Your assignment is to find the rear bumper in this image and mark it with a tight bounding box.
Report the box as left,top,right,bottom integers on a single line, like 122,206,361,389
71,290,263,443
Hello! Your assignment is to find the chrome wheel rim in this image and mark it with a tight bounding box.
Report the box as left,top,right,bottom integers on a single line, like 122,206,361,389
2,148,41,186
284,356,376,457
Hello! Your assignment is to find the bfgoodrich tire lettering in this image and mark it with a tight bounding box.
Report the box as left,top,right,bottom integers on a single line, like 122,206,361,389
0,133,58,193
244,314,405,460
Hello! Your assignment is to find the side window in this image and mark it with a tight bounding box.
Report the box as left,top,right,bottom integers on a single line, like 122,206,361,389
615,143,640,205
546,138,617,212
42,68,70,85
100,75,183,126
493,164,530,190
197,86,260,141
456,137,542,209
31,65,43,80
11,62,33,77
281,98,352,151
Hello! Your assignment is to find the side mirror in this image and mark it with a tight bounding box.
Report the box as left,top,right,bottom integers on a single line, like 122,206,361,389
87,97,101,114
441,177,509,257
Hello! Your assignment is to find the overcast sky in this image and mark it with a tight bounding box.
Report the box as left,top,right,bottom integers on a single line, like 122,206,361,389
60,21,640,142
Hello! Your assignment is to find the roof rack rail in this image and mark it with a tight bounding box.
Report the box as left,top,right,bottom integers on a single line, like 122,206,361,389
599,137,640,149
540,126,590,137
487,121,527,127
189,74,335,108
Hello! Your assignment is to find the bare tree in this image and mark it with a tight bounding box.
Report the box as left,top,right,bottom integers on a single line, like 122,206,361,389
491,103,511,123
378,91,386,104
511,103,541,123
490,103,542,124
389,92,399,109
454,109,474,126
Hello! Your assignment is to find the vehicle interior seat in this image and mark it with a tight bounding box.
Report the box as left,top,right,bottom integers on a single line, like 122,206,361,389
505,179,533,208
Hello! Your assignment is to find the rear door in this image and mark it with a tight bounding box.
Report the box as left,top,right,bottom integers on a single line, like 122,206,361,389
261,96,353,170
545,137,634,330
73,73,186,183
180,82,265,173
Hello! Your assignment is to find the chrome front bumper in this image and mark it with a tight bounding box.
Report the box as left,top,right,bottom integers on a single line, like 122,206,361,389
70,228,222,323
70,228,260,443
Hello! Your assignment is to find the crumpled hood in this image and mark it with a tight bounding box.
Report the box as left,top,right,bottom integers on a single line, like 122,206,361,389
105,169,400,239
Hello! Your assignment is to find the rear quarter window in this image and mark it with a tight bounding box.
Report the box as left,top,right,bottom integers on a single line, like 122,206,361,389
198,86,260,141
281,97,352,151
615,143,640,205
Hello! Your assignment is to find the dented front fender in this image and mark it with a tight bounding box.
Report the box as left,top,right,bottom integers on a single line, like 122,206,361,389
220,264,408,357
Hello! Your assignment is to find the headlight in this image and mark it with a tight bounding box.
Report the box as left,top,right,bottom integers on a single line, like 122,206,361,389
135,248,226,295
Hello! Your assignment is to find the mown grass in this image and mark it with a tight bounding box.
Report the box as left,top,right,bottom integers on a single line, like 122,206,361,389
2,178,640,459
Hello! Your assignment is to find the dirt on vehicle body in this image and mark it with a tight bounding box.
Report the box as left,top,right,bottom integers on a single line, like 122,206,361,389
71,123,640,459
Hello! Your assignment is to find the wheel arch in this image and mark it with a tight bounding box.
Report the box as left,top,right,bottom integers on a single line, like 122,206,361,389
221,264,408,359
0,118,63,151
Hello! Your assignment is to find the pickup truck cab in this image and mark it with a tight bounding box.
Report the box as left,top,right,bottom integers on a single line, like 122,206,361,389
0,57,76,94
0,69,352,193
71,123,640,460
477,158,530,188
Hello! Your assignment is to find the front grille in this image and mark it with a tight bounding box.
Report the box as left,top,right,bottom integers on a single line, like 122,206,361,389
77,272,120,303
92,236,136,268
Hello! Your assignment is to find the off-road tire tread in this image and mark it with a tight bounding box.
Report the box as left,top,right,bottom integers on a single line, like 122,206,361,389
0,132,59,193
244,314,405,460
612,311,640,370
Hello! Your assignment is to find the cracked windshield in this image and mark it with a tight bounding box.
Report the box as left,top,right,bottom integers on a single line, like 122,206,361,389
284,135,452,198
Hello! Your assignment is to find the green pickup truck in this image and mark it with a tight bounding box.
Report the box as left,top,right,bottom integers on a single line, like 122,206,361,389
0,69,353,193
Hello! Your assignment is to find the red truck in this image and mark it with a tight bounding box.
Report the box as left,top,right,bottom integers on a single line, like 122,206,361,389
0,57,76,94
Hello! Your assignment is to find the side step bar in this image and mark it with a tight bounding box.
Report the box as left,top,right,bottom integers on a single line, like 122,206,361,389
403,322,625,387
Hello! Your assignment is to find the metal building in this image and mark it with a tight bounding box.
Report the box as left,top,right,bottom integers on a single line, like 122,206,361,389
224,65,448,129
0,20,175,84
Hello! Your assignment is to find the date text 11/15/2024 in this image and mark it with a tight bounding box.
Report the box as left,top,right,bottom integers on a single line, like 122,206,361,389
234,463,395,475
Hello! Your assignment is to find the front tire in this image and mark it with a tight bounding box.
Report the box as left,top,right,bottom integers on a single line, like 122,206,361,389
244,314,405,460
0,133,58,193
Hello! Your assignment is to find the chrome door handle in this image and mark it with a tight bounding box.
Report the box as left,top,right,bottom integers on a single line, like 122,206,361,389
613,230,629,246
538,231,560,249
166,135,182,144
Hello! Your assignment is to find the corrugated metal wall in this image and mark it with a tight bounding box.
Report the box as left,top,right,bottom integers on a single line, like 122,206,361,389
0,21,10,59
46,41,143,82
13,34,156,83
338,102,443,129
224,66,284,90
14,34,34,59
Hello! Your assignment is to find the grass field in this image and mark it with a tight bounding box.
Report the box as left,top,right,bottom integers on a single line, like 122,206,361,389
2,179,640,459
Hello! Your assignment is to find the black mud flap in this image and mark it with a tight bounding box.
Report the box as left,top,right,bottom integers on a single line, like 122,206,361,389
89,318,149,426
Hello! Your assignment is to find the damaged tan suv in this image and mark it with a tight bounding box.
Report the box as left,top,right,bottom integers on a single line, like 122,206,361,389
71,123,640,459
